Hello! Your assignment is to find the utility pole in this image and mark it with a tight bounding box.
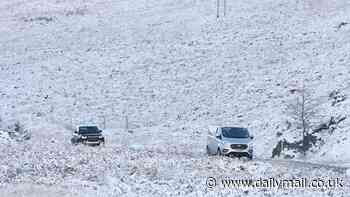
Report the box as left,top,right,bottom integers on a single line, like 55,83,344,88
217,0,220,18
224,0,226,16
301,86,306,156
217,0,227,18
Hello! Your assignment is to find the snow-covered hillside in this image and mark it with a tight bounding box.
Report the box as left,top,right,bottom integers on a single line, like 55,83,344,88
1,0,350,196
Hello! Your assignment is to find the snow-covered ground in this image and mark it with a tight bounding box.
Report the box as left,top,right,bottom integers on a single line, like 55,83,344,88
1,0,350,196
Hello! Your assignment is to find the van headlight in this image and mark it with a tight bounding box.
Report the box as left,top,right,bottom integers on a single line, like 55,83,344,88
219,142,228,149
81,136,87,139
223,143,231,148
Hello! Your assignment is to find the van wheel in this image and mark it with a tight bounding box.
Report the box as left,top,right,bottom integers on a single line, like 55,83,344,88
206,146,211,155
71,138,78,145
217,148,222,156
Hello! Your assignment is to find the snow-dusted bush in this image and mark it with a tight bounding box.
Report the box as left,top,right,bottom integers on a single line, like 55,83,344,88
285,85,319,156
0,130,11,144
7,121,31,142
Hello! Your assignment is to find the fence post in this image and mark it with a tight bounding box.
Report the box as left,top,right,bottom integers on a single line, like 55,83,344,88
125,115,129,133
70,117,73,130
103,115,106,129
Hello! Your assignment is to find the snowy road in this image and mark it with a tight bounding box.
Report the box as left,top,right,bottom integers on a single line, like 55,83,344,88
258,158,348,173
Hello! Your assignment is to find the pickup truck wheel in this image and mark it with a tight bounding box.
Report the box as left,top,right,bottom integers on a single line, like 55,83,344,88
71,138,78,145
247,154,253,160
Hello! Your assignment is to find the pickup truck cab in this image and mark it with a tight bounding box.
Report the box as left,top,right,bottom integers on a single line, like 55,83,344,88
71,125,105,146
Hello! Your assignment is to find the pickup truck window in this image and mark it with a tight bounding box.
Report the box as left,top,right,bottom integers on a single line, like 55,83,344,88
79,126,100,134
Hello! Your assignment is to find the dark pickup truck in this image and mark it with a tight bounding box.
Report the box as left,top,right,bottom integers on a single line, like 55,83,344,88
71,125,105,146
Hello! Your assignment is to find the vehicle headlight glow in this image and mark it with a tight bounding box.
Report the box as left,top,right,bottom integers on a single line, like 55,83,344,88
224,143,231,148
248,142,254,149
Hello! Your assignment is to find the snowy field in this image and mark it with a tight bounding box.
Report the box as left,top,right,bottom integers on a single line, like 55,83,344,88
1,0,350,196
